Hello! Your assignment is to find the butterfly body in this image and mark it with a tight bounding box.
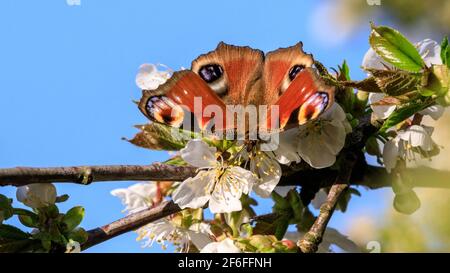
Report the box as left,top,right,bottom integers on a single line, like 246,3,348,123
139,42,335,138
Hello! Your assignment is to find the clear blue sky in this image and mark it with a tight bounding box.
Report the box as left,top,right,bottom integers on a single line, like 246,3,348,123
0,0,392,252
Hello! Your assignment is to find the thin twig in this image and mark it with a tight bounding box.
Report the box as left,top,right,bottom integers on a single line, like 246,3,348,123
82,200,181,251
0,163,197,186
297,154,357,253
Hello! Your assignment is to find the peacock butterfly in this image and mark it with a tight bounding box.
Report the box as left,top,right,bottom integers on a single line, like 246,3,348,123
138,42,335,141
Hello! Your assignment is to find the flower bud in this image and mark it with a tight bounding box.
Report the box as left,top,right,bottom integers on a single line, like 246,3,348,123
393,190,421,215
249,235,275,252
16,183,57,208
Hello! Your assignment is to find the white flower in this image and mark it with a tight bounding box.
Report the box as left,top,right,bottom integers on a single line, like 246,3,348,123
200,238,241,253
112,182,211,252
419,105,445,120
272,128,302,165
172,140,257,213
249,150,282,198
111,182,158,214
16,183,57,208
137,218,213,252
368,93,397,120
65,239,81,253
135,63,172,90
284,228,360,253
416,39,442,67
383,125,436,172
296,104,351,169
369,92,445,121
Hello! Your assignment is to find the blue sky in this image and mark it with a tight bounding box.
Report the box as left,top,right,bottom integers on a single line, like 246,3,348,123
0,0,393,252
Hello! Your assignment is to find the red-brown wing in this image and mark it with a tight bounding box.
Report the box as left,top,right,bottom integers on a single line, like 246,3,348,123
260,43,314,106
191,42,264,106
138,70,227,131
266,68,335,130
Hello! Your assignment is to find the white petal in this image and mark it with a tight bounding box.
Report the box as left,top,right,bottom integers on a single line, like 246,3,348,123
200,238,241,253
251,153,282,198
274,186,296,197
208,195,242,214
297,118,346,169
135,64,171,90
273,128,302,164
403,125,434,151
321,120,347,155
297,131,339,169
416,39,442,66
368,93,396,120
321,103,346,122
16,183,57,208
171,171,214,209
65,240,81,253
419,105,445,120
111,182,157,214
187,230,213,250
181,139,217,168
361,48,393,72
382,139,400,173
208,166,255,213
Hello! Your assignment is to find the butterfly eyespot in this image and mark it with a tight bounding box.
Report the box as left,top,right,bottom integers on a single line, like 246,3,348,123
288,64,306,81
198,64,224,83
298,92,329,125
145,96,184,127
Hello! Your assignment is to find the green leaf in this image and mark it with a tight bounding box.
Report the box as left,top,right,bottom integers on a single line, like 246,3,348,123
0,224,29,240
271,192,290,212
369,24,425,72
18,214,39,228
339,60,351,80
62,206,85,232
274,217,290,240
126,123,200,151
0,194,14,222
252,214,282,235
14,208,39,228
287,190,303,222
163,156,187,166
379,100,432,133
0,239,33,253
41,239,52,251
55,194,70,203
441,36,450,67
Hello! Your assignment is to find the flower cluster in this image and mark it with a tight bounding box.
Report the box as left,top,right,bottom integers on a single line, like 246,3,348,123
363,38,446,173
114,27,450,252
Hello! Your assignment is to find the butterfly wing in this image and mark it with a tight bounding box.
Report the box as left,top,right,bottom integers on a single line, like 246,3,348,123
261,43,334,130
138,70,227,131
270,68,335,129
191,42,264,106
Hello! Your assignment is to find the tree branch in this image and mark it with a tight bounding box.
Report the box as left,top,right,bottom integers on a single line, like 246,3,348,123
1,163,449,190
297,154,357,253
82,200,181,251
0,163,196,187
